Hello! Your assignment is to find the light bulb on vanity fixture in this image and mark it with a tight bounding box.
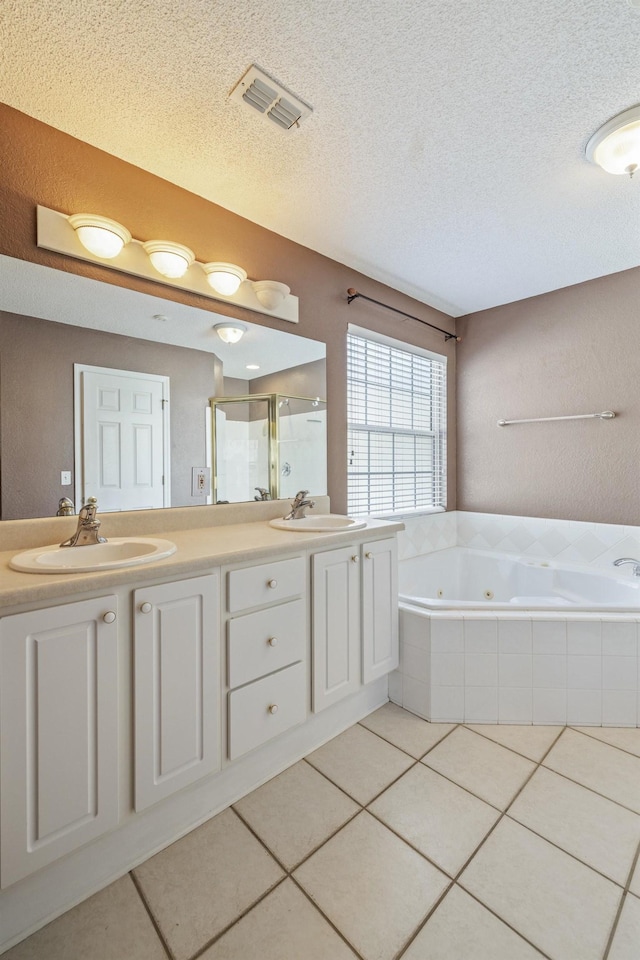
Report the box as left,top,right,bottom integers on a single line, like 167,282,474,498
251,279,290,310
142,240,195,278
213,322,247,344
586,105,640,177
203,262,247,296
68,214,131,259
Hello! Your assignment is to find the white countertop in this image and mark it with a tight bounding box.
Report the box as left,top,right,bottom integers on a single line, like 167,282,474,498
0,517,404,608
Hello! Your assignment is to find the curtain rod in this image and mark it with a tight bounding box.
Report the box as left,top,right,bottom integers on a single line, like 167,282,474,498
346,288,461,342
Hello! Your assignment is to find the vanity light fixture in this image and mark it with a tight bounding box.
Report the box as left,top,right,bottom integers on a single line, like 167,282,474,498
251,279,291,310
586,105,640,177
142,240,195,278
214,322,247,344
68,214,131,259
203,262,247,296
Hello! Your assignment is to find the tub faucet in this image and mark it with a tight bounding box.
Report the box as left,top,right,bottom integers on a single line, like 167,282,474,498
284,490,316,520
60,497,108,547
613,558,640,576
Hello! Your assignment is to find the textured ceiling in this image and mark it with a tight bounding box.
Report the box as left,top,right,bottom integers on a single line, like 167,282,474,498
1,0,639,316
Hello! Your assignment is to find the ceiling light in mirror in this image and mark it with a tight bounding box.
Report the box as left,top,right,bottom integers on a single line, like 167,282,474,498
251,279,291,310
203,262,247,295
214,321,247,344
246,364,260,370
68,214,131,259
143,240,195,278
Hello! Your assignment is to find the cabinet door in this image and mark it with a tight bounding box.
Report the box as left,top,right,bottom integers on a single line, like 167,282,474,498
134,574,220,812
362,537,399,683
312,546,361,712
0,596,119,888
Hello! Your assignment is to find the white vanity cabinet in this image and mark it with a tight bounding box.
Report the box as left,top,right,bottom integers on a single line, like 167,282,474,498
312,537,398,711
133,573,221,812
225,556,308,760
0,596,119,887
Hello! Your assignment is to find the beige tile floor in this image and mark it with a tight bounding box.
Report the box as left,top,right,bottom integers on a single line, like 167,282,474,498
6,703,640,960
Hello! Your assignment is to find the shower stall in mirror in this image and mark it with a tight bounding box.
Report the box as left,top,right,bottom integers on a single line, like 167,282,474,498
210,394,327,504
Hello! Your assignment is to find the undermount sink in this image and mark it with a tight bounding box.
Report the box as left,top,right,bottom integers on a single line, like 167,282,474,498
9,538,177,574
269,514,367,533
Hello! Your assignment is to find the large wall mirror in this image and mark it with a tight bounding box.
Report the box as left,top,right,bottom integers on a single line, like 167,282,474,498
0,255,326,520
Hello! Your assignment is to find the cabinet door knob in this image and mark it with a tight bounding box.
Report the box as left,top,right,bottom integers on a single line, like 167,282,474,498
140,602,152,614
351,555,360,563
365,551,373,559
267,578,278,589
267,636,279,647
103,611,116,624
268,703,279,715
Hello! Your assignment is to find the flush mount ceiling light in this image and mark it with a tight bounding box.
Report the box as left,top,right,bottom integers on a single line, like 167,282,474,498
203,262,247,296
68,214,131,259
143,240,195,278
251,280,291,310
230,65,313,132
214,322,247,344
586,105,640,177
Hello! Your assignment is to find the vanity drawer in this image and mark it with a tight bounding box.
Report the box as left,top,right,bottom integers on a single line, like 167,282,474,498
228,599,305,688
227,556,305,613
228,662,306,760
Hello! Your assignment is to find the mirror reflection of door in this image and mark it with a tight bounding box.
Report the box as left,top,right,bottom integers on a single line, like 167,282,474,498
74,364,170,512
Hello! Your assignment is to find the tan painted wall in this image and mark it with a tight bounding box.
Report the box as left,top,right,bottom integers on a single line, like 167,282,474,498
457,266,640,524
0,104,457,515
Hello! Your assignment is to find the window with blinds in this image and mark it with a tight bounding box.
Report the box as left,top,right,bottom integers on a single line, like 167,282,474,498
347,332,447,517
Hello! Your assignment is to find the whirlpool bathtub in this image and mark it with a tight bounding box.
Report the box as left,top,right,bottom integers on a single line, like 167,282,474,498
399,547,640,612
396,548,640,726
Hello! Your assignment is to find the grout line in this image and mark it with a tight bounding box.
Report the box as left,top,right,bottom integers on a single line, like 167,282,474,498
602,838,640,960
567,725,640,763
540,761,640,818
447,884,555,960
461,721,566,764
129,870,175,960
356,716,460,762
185,874,289,960
301,755,369,807
289,875,368,960
229,805,291,875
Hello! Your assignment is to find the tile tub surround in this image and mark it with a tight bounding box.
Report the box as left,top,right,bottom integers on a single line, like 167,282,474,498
7,705,640,960
393,511,640,726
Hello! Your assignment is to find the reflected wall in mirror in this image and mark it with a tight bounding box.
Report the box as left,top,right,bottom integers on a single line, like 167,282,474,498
0,255,326,519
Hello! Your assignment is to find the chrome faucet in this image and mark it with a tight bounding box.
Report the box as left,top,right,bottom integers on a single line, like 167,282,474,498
60,497,108,547
613,558,640,576
254,487,271,501
284,489,316,520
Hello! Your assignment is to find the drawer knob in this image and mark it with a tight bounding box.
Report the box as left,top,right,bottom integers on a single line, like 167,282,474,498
103,611,116,624
268,703,279,715
351,555,360,563
365,551,373,559
267,636,279,647
140,602,153,614
267,578,278,589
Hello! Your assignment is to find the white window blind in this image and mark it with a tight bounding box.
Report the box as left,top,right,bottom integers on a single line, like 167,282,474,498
347,332,447,516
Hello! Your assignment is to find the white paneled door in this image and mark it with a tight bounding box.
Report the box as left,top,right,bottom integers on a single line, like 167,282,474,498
75,364,169,511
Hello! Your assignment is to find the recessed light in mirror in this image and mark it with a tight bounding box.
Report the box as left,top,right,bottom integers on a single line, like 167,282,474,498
213,321,247,344
246,364,260,370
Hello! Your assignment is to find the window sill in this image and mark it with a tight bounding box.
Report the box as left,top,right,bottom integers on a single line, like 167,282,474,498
362,506,447,521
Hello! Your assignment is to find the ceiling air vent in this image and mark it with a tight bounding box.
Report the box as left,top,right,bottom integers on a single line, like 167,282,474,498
229,65,313,132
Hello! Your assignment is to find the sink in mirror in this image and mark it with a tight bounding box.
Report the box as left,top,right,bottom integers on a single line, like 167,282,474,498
269,515,367,533
9,538,177,573
0,255,326,520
